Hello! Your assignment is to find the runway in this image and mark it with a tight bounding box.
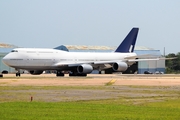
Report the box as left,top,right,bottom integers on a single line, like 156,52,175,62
1,74,180,86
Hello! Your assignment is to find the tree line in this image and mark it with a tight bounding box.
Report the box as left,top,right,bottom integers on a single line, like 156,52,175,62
166,52,180,73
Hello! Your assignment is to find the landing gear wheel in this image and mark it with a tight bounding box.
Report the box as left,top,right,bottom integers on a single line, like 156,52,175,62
79,73,87,76
0,74,3,77
56,71,64,77
69,72,87,77
16,72,21,77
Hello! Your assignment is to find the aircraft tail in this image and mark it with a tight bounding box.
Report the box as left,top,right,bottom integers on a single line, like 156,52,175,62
115,28,139,53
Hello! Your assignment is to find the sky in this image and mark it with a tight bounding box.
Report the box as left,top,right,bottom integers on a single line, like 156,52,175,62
0,0,180,54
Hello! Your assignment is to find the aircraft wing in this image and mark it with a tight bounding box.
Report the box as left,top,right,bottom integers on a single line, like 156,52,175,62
127,57,176,62
128,58,160,62
124,54,162,59
53,61,121,71
53,56,175,68
53,57,173,67
53,61,94,67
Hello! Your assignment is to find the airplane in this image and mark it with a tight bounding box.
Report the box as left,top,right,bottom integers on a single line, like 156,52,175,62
2,27,162,77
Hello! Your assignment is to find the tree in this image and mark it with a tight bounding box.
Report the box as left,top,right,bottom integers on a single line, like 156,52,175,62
166,53,180,73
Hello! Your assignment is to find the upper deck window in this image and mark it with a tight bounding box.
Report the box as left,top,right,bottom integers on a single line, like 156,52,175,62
11,50,18,52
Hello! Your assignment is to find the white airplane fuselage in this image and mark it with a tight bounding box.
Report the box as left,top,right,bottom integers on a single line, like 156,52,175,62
3,48,137,70
2,28,140,76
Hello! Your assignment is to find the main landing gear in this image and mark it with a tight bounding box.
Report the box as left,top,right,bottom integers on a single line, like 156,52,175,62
69,72,87,77
56,71,87,77
56,71,64,77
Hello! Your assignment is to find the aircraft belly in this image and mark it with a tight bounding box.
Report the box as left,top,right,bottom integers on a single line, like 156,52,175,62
12,65,69,71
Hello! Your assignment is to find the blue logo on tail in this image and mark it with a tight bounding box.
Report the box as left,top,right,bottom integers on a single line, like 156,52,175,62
115,28,139,53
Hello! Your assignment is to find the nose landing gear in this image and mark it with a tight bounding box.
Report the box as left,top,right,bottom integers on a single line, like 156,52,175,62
15,69,21,77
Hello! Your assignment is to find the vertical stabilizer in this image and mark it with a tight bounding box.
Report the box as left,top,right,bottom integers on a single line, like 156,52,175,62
115,28,139,53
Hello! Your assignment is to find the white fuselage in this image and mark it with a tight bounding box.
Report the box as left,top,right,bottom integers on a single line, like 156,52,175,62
2,48,137,70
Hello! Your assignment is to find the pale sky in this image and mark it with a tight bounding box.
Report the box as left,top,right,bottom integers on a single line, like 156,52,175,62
0,0,180,54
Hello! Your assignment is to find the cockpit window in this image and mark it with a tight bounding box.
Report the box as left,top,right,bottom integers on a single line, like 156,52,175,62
11,50,18,52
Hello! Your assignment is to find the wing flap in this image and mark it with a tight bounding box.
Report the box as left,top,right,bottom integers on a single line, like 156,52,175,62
128,57,176,62
124,54,161,59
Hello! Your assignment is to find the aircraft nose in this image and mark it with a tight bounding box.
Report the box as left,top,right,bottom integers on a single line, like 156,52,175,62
2,54,11,65
2,55,8,64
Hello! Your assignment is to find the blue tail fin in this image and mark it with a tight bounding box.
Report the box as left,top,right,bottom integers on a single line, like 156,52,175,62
115,28,139,53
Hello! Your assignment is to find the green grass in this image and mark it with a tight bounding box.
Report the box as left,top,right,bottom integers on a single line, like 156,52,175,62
0,85,180,119
0,99,180,120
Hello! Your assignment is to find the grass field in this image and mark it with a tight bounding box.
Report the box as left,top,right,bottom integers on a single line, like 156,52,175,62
0,99,180,120
0,85,180,120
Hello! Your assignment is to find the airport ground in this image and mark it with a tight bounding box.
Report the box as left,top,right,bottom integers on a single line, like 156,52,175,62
1,74,180,119
0,74,180,102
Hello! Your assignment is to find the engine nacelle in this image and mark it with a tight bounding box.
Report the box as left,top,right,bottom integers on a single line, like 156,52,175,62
29,70,44,75
77,64,93,74
112,62,128,72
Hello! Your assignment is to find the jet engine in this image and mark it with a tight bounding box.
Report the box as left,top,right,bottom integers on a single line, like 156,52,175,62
77,64,93,74
29,70,44,75
112,62,128,72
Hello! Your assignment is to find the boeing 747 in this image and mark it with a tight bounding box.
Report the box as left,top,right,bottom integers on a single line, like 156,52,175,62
2,28,161,77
